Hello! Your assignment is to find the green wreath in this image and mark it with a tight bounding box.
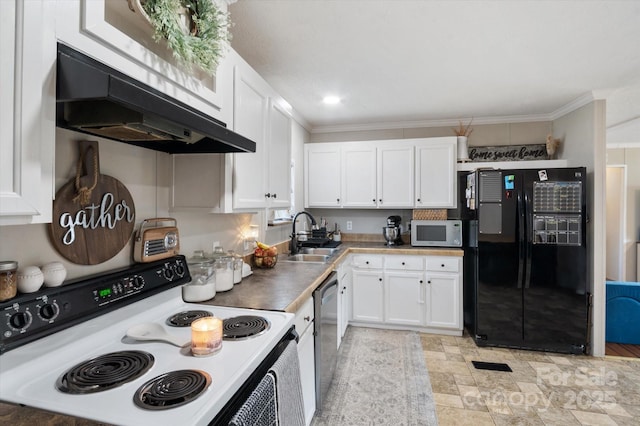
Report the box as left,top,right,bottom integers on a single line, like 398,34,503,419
141,0,231,74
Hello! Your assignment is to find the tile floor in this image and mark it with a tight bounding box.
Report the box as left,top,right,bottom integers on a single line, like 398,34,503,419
422,333,640,425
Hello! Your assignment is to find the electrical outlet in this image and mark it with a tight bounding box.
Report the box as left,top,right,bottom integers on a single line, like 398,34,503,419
346,221,353,231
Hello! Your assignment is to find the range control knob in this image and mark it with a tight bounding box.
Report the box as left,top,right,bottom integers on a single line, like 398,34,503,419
39,303,59,321
175,263,186,277
163,267,175,281
9,311,32,330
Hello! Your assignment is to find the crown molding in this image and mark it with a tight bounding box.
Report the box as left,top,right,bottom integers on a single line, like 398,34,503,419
310,113,553,134
307,91,614,134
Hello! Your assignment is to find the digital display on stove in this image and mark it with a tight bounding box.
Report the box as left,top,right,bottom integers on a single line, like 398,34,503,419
99,288,112,298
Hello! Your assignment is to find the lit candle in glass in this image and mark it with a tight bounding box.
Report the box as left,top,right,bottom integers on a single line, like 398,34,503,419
191,317,223,356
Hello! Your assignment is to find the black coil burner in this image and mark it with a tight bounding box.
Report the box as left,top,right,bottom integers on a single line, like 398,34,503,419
134,370,212,410
56,350,154,394
166,310,213,327
223,315,270,340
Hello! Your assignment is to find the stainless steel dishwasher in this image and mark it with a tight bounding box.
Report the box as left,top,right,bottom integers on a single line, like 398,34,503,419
313,271,338,410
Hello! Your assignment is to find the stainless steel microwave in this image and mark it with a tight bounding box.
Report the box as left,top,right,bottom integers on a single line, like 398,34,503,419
411,220,462,247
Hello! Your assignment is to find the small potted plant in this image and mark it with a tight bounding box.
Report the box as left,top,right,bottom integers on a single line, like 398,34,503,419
452,119,473,162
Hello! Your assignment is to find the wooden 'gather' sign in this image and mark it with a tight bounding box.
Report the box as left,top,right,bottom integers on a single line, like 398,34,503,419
50,141,136,265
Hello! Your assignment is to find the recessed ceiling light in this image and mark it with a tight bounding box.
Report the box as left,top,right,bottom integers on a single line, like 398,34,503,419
322,96,341,105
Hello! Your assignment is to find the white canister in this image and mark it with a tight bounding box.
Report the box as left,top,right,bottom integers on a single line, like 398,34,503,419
17,266,44,293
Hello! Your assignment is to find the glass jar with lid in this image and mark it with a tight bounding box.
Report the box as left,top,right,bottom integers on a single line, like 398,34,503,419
227,250,243,284
184,251,216,302
210,246,236,291
0,261,18,302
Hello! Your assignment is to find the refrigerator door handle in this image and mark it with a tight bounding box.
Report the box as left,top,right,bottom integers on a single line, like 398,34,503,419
517,191,525,289
524,192,533,289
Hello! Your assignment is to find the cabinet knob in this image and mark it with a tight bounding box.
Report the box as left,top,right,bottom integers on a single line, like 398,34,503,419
265,193,271,198
337,198,340,203
401,262,405,265
304,316,311,322
378,277,382,282
365,261,369,265
427,280,431,284
417,198,421,202
372,199,376,203
379,199,382,203
441,264,445,267
272,193,277,199
420,280,423,284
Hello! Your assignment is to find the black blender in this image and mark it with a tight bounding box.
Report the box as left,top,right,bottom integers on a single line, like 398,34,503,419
382,215,403,246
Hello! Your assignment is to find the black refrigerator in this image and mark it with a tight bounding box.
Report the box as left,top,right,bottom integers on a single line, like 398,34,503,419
452,167,590,354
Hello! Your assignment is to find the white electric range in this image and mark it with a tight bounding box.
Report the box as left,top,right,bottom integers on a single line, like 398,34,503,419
0,256,295,425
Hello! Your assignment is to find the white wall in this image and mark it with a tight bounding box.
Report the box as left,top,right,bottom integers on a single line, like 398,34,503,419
0,129,253,281
552,100,607,357
607,148,640,281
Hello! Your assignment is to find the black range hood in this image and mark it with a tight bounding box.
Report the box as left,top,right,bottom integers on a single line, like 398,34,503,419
56,43,256,154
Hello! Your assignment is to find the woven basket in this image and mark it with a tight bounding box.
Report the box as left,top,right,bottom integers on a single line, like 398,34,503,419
412,209,447,220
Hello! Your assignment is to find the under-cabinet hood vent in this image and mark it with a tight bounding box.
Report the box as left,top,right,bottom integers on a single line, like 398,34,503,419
55,43,256,154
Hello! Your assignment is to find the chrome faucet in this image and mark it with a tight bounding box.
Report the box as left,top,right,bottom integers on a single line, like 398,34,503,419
290,211,317,255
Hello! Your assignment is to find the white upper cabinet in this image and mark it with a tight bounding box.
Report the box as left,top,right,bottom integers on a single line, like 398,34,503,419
232,61,270,209
305,144,342,208
414,137,457,209
232,56,292,211
377,142,414,208
342,144,377,208
267,100,292,209
0,0,56,225
306,137,454,209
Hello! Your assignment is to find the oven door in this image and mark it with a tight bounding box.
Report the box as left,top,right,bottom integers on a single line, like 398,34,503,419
211,327,301,425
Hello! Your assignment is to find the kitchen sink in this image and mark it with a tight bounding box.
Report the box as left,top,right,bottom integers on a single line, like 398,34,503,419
283,254,331,263
299,247,338,256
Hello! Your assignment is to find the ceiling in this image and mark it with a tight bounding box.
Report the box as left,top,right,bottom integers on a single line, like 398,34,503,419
228,0,640,132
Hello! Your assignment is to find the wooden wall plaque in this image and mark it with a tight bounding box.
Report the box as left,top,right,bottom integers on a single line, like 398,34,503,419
50,141,136,265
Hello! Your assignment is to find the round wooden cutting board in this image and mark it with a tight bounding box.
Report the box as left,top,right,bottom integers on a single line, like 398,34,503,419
50,141,136,265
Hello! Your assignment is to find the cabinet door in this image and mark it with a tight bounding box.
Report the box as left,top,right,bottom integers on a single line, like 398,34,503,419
338,264,351,342
305,144,342,208
385,271,425,326
297,325,316,425
342,144,377,208
377,144,414,208
351,270,384,323
0,0,55,225
232,65,269,209
415,137,457,208
171,154,226,212
267,100,291,208
425,273,461,330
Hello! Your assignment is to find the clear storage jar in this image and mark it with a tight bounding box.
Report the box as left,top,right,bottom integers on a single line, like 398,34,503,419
0,261,18,302
227,250,243,284
213,256,234,292
183,251,216,302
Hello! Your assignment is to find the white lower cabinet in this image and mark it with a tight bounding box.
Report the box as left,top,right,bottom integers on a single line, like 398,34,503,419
385,271,425,326
295,297,315,425
349,253,463,335
351,269,384,323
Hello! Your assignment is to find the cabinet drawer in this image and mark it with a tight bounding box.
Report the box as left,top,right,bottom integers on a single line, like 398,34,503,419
426,256,460,273
294,297,314,335
384,255,424,271
351,255,383,269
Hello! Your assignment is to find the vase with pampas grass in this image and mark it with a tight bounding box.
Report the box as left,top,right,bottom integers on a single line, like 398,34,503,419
452,119,473,162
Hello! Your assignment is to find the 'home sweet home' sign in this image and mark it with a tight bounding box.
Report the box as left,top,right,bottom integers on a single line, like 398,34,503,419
468,144,547,162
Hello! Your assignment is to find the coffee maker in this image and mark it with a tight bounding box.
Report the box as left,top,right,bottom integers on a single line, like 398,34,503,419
382,215,404,246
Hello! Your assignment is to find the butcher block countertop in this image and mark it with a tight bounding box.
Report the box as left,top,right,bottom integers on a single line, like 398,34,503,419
202,243,463,314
